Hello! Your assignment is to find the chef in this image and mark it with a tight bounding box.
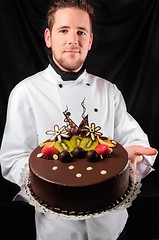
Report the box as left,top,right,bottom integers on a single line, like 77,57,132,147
0,0,157,239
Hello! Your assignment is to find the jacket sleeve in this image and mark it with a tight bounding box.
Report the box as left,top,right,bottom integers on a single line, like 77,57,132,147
112,84,157,178
0,83,38,186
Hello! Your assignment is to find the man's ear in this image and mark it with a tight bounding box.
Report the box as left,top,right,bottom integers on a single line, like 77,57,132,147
44,28,51,48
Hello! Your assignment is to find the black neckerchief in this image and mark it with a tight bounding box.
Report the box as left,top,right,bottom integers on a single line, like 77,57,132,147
49,56,85,81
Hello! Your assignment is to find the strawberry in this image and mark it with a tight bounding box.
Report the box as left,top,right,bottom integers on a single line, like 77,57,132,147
41,146,58,158
95,144,112,157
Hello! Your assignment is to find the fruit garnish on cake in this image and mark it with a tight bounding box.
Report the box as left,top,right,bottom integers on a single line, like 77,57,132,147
37,102,117,163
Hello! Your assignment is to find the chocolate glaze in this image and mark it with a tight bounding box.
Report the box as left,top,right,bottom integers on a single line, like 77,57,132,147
29,142,129,215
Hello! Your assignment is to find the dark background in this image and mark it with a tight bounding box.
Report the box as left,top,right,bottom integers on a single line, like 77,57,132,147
0,0,159,239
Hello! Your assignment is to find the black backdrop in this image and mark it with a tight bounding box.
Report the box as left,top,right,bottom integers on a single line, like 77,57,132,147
0,1,159,238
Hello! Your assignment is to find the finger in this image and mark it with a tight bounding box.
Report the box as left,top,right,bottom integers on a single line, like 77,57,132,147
134,146,157,156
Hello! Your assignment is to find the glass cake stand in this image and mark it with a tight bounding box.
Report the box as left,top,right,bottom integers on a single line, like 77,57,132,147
20,162,142,220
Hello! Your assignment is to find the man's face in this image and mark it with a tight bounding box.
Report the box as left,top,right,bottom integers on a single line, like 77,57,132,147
44,7,93,72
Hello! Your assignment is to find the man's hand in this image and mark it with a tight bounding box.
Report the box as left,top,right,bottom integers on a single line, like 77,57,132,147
125,145,157,167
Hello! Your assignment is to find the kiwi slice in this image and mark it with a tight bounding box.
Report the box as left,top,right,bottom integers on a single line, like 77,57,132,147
70,135,82,148
54,139,74,153
80,137,98,151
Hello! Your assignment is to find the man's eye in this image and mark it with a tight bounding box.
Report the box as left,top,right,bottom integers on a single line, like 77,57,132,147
77,31,86,36
59,29,67,33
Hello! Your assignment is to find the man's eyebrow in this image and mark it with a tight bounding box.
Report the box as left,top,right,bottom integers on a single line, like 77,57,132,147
57,26,88,32
57,26,69,29
77,27,88,33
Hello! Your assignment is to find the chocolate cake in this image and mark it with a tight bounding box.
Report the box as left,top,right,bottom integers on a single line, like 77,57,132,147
29,106,129,216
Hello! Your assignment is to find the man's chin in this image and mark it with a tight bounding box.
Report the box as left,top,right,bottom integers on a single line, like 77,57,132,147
61,62,83,72
54,56,84,72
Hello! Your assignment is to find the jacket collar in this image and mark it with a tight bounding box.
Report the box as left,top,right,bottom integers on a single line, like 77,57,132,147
49,56,86,81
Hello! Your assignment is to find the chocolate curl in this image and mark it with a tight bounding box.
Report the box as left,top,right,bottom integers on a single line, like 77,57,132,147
81,98,86,119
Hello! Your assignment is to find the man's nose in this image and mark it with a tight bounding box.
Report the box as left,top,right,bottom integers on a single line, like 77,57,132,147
68,32,78,45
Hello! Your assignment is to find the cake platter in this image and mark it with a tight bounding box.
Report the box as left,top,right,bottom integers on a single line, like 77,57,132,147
20,162,142,220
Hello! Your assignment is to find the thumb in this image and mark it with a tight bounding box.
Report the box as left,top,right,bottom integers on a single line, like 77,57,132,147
133,155,144,168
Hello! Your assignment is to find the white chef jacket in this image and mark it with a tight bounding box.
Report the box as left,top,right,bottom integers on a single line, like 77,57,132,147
0,64,156,240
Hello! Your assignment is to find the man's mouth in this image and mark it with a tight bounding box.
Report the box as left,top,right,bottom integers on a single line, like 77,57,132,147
64,48,80,54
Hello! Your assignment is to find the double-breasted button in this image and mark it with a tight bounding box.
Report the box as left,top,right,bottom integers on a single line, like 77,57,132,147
59,84,63,88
